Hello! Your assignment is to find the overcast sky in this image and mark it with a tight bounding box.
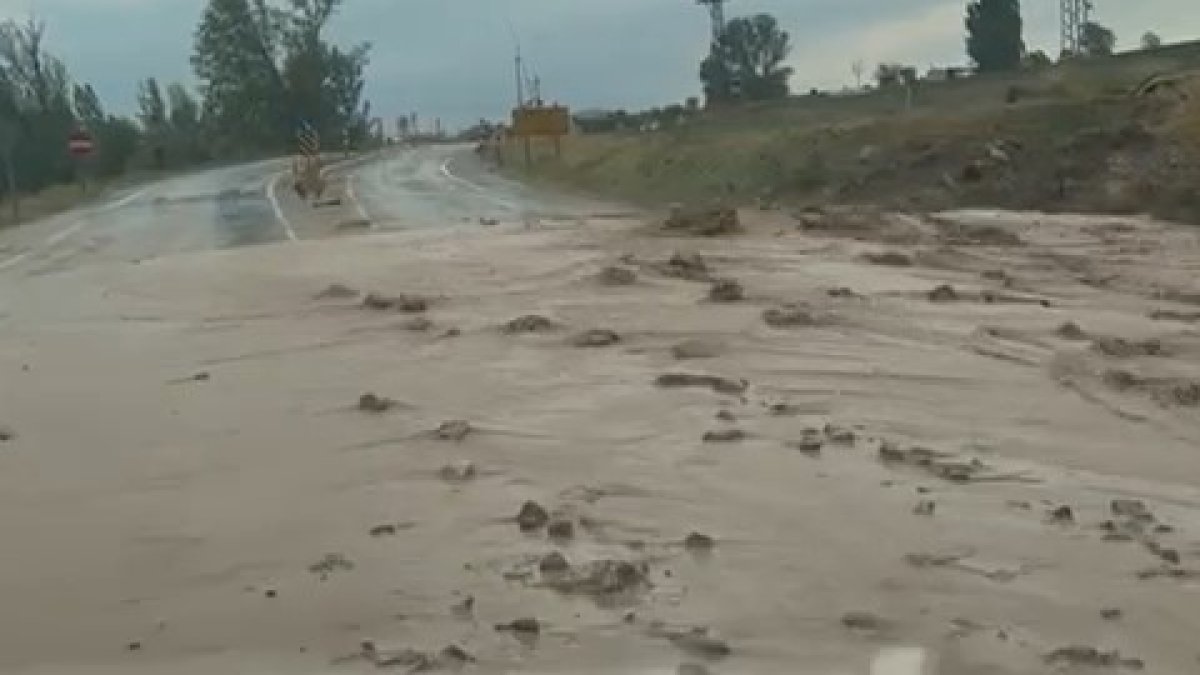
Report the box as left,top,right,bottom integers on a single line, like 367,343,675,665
2,0,1198,130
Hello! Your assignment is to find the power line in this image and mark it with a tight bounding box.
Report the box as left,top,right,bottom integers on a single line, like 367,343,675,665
1060,0,1095,55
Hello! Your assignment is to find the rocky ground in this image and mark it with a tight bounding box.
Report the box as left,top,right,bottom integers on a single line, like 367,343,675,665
1,205,1199,674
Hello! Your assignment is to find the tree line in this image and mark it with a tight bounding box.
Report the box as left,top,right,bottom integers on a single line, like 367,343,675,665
694,1,1164,108
0,0,371,221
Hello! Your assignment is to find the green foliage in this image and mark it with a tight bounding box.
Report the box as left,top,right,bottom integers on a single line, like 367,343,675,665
193,0,371,154
966,0,1024,73
701,13,793,104
1081,22,1117,57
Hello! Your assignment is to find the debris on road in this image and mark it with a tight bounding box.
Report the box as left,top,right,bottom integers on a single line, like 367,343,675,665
683,532,716,552
504,314,558,334
316,283,360,300
1043,645,1144,670
702,429,746,443
597,266,637,286
763,305,818,328
308,552,354,578
655,252,712,281
363,292,428,313
358,392,396,413
516,501,550,531
656,372,748,395
434,419,472,442
671,338,725,360
708,278,744,302
571,329,621,347
438,460,476,482
663,204,741,237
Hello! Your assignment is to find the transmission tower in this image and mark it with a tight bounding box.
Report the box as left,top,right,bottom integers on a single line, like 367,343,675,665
696,0,729,43
1060,0,1095,55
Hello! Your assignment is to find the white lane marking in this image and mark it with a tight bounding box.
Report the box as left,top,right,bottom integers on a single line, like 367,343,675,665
438,157,520,210
267,170,298,242
43,220,87,247
345,173,372,225
0,250,29,271
0,185,152,272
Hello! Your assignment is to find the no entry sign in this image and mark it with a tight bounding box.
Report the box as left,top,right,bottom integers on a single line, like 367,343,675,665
68,129,95,158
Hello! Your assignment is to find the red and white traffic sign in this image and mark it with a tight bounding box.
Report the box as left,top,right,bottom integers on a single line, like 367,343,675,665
68,129,95,157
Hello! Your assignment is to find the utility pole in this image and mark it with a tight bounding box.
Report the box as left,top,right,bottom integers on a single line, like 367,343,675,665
696,0,729,44
514,43,526,110
1060,0,1095,55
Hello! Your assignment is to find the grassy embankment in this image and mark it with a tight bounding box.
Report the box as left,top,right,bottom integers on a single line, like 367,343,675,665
503,42,1200,223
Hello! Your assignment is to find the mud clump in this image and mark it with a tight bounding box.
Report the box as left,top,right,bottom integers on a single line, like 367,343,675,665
1102,369,1142,391
538,551,570,573
516,501,550,531
1043,646,1144,670
708,278,744,303
862,251,913,267
540,559,650,598
703,429,746,443
1168,381,1200,406
0,425,15,443
316,283,359,299
927,284,960,303
358,393,396,413
670,631,732,659
402,317,433,332
598,266,637,286
824,424,856,445
504,314,558,334
495,617,541,634
1056,321,1088,340
663,204,741,237
936,220,1022,246
763,305,817,328
1111,499,1155,522
1048,505,1075,523
547,520,575,540
671,339,725,360
913,500,937,516
439,460,476,482
841,611,891,633
363,292,428,313
308,552,354,578
571,329,621,348
656,372,748,395
656,252,712,282
1091,336,1165,358
1149,309,1200,322
788,429,824,456
369,523,399,537
683,532,716,552
434,420,472,442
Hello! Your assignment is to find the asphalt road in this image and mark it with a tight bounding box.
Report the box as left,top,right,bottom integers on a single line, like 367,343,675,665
347,143,620,230
0,145,620,278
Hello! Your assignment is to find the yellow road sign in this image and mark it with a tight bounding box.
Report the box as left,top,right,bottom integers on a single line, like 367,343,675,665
512,105,570,138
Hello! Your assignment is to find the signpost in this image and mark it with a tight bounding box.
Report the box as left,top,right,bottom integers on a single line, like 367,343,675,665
67,128,95,158
511,104,570,166
68,128,96,194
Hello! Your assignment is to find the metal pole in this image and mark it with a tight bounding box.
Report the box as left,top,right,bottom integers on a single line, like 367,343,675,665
515,45,525,109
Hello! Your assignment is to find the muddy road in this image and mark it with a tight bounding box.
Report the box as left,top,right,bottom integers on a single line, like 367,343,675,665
1,166,1199,674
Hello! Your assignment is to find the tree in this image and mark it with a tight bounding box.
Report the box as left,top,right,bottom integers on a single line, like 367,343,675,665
1140,31,1162,50
875,63,916,88
1023,50,1053,69
193,0,370,154
966,0,1024,72
700,13,793,104
1080,21,1116,57
852,60,865,89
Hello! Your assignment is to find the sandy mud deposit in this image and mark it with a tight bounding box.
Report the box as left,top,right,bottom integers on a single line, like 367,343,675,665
1,207,1199,673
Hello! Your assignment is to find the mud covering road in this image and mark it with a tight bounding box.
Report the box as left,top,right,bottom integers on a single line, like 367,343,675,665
1,203,1200,674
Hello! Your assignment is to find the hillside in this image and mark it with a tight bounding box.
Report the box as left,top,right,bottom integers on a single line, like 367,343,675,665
503,44,1200,224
